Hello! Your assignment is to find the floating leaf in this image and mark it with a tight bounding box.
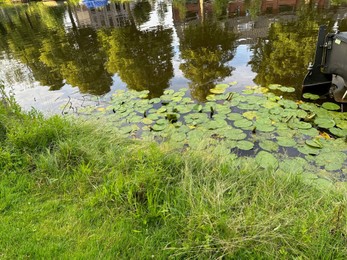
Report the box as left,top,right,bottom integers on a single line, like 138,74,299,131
236,140,254,150
314,117,335,129
297,145,320,155
268,84,281,90
278,99,297,109
171,132,186,142
279,157,306,174
322,102,340,111
234,119,253,129
255,151,278,169
303,93,320,100
228,113,244,121
299,128,319,137
172,96,183,102
206,94,216,101
164,89,174,95
279,86,295,93
242,89,254,95
166,113,180,123
151,124,167,131
336,120,347,129
276,137,296,147
255,123,275,132
225,129,247,140
156,118,167,125
329,127,347,137
305,139,323,149
142,118,153,125
119,125,134,134
259,140,279,152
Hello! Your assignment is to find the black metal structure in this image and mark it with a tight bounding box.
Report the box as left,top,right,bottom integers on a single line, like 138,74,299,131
302,24,347,104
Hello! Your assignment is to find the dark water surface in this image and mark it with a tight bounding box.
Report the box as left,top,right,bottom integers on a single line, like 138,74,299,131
0,0,347,113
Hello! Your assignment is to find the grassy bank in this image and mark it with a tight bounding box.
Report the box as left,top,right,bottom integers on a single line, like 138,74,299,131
1,98,347,258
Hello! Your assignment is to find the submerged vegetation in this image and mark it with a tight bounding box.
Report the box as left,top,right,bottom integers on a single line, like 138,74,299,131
1,84,347,258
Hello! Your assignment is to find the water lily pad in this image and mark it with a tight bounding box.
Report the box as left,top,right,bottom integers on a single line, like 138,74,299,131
299,128,319,137
206,94,216,101
175,105,193,114
172,96,183,102
279,157,306,174
262,100,281,109
269,107,284,115
205,119,228,130
164,89,175,95
234,118,253,129
128,115,143,123
171,132,186,142
215,83,229,90
299,102,318,112
149,98,161,104
305,139,323,149
288,120,312,130
242,89,254,95
276,137,296,147
303,93,320,100
210,85,228,94
268,84,281,90
336,120,347,129
151,124,167,131
279,86,295,93
259,140,279,152
314,117,335,129
329,127,347,137
225,129,247,140
255,123,275,132
322,102,340,111
297,145,320,155
228,113,244,121
255,151,278,169
119,125,134,134
236,140,254,150
166,113,180,123
278,99,297,109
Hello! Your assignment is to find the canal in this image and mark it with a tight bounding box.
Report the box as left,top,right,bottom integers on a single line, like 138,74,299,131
0,0,347,113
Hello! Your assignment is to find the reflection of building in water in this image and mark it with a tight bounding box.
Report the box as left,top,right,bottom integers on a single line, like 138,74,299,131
228,0,329,15
173,0,330,22
173,0,335,45
72,2,134,28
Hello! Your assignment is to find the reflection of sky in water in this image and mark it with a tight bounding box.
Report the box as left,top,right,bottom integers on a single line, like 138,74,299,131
139,0,173,31
229,45,256,89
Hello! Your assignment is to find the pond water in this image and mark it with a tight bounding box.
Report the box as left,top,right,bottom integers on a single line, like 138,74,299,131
0,0,347,113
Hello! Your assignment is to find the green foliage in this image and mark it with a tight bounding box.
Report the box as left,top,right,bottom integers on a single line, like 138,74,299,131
1,101,347,258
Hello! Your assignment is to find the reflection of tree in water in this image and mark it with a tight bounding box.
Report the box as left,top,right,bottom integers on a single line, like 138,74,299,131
0,3,112,95
39,27,112,95
98,24,174,98
0,4,65,90
212,0,230,18
133,0,152,25
179,21,236,101
248,5,331,92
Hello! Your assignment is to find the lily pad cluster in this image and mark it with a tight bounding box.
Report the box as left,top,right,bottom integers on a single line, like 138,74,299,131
76,84,347,182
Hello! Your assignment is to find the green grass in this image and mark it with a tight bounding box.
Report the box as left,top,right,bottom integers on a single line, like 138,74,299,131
0,98,347,259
